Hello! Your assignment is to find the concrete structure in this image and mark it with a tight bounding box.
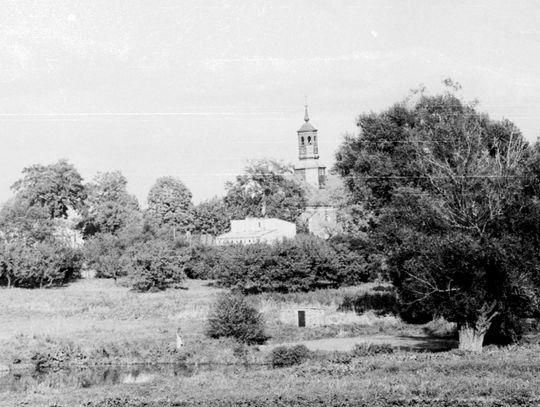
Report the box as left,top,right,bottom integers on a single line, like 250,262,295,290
294,105,326,189
278,306,328,327
215,217,296,245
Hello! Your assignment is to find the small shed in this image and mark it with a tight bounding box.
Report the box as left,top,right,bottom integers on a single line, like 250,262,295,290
279,307,327,327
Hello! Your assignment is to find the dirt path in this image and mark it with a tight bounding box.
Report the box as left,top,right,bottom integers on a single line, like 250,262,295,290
266,335,457,352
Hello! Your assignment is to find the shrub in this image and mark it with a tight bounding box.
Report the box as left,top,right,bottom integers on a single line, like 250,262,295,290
206,293,267,344
423,317,458,339
123,240,186,292
83,233,126,279
181,244,224,280
339,292,399,316
351,343,393,357
0,240,82,288
269,344,311,368
214,235,373,294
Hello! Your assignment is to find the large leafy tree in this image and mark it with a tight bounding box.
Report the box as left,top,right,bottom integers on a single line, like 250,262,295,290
335,82,539,351
79,171,141,237
0,198,55,244
224,159,306,223
11,159,87,219
194,197,230,236
145,176,195,237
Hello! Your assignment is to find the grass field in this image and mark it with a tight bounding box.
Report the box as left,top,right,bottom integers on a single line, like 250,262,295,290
0,278,412,369
2,278,539,406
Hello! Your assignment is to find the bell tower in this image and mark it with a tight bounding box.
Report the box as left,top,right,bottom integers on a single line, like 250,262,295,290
294,104,326,189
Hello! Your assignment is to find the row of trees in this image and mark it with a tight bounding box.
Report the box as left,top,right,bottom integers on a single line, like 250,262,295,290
334,80,540,351
0,157,309,289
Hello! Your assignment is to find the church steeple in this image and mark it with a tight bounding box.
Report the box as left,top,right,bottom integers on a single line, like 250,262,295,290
294,104,326,189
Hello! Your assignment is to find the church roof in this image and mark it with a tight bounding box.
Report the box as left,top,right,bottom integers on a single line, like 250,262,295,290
298,121,317,132
298,104,317,132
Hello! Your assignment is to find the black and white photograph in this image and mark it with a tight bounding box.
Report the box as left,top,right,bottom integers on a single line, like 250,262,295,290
1,1,540,406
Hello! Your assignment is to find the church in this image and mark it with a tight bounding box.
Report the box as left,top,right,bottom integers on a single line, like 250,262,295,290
294,105,340,239
215,105,340,245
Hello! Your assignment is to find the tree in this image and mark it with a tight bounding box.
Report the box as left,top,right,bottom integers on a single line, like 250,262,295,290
206,292,267,344
79,171,141,237
123,239,186,292
145,176,195,238
11,159,87,219
224,159,306,223
0,198,55,244
335,82,539,351
193,197,230,236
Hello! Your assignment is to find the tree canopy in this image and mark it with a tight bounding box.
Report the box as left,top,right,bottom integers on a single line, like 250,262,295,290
11,159,87,219
145,176,195,237
224,159,306,223
79,171,140,237
334,82,540,351
194,197,230,236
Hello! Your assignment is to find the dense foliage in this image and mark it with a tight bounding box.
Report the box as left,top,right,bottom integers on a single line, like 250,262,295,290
268,345,312,368
0,240,82,288
206,293,267,344
213,235,373,294
145,176,195,238
11,159,87,219
79,171,140,237
334,81,540,349
339,291,399,316
123,239,187,292
193,197,230,236
0,161,85,288
224,159,306,223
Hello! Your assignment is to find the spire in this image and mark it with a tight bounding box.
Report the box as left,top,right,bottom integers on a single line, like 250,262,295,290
304,103,309,122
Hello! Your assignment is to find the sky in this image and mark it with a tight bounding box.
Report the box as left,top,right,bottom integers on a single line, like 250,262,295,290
1,0,540,205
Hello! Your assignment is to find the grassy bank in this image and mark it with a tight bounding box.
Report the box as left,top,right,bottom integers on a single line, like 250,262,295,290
3,345,540,406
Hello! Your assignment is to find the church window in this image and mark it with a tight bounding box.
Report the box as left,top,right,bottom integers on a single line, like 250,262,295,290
307,136,311,144
301,137,305,146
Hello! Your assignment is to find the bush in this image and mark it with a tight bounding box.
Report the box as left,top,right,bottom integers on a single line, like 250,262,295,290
83,233,126,279
269,344,311,368
206,293,267,344
181,244,224,280
123,240,186,292
423,317,458,339
0,240,82,288
351,343,393,357
214,235,373,294
339,292,399,316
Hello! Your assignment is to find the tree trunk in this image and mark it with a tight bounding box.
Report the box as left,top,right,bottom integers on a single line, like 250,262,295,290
458,324,486,352
458,302,498,352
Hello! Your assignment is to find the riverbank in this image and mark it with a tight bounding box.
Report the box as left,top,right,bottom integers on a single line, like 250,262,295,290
3,345,540,406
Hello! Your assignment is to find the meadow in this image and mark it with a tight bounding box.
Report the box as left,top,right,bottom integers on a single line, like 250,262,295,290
0,278,409,369
1,278,539,406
